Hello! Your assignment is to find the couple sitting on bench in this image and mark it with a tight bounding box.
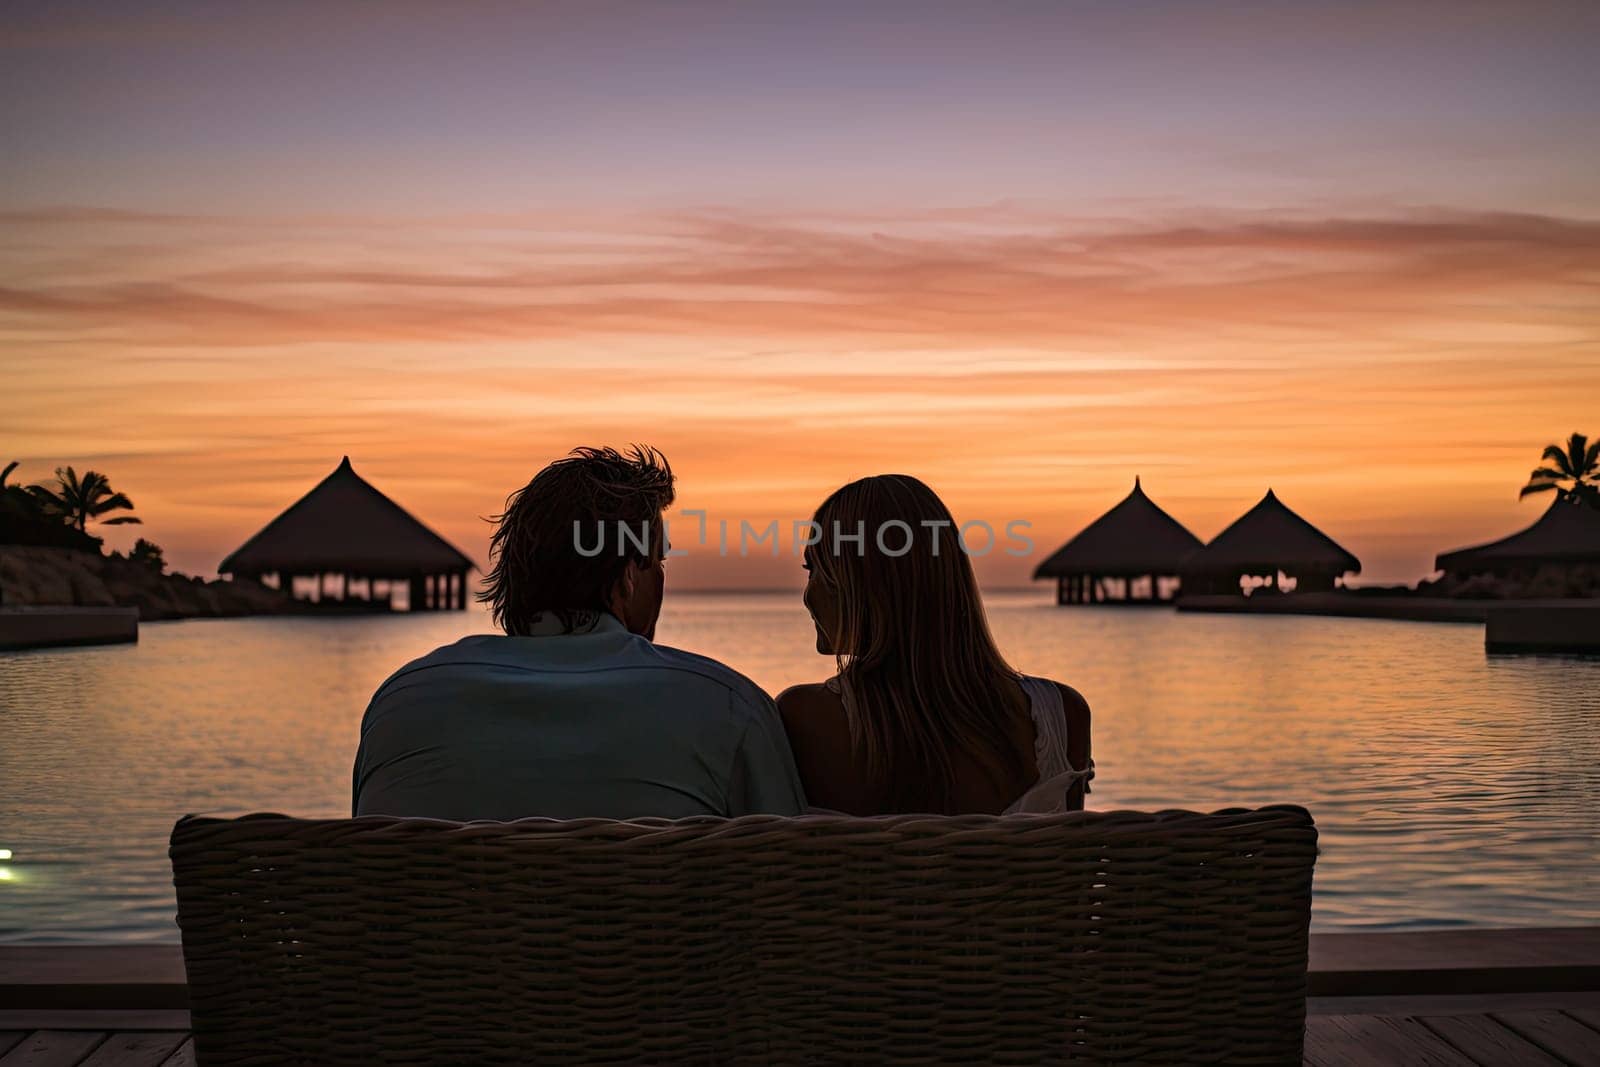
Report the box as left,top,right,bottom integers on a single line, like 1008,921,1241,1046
181,449,1311,1062
352,444,1093,822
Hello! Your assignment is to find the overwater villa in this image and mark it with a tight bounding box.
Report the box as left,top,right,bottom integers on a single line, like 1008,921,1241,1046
1032,478,1203,604
1182,489,1360,596
218,457,473,611
1435,497,1600,594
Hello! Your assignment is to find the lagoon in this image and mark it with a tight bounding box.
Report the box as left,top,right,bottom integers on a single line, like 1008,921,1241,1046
1,590,1597,941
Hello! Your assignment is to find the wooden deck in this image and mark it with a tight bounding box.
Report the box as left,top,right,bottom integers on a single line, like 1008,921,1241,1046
1306,996,1600,1065
3,1002,1598,1066
3,999,1600,1064
0,1027,192,1066
3,929,1598,1064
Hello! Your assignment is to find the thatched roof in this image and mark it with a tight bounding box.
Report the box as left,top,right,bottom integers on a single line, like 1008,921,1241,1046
1184,490,1360,576
1033,479,1203,578
219,457,472,577
1436,499,1600,573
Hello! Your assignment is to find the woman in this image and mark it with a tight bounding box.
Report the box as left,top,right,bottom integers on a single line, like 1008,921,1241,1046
777,474,1093,815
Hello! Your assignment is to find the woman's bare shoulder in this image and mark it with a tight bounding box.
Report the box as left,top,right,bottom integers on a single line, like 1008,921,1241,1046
776,681,845,728
1043,679,1092,768
777,680,880,815
1051,680,1090,718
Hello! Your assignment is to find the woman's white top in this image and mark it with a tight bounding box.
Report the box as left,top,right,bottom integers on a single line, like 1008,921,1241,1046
1004,674,1095,815
817,673,1094,815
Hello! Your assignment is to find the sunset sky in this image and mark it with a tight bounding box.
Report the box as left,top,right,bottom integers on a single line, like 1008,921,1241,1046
4,1,1598,588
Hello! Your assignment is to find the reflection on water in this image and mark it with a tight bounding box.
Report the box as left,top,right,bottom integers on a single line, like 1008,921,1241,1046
1,590,1597,941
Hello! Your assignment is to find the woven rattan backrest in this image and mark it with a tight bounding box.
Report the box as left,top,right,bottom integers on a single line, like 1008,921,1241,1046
172,806,1316,1064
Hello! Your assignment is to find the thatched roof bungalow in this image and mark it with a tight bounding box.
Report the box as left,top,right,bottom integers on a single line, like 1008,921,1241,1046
1183,489,1359,596
1436,499,1600,576
1033,479,1203,604
220,457,472,611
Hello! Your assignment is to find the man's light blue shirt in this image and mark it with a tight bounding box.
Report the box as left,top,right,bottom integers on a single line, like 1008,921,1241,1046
353,613,806,820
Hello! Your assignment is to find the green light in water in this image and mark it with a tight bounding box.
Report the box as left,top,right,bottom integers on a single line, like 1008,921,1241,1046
0,849,11,861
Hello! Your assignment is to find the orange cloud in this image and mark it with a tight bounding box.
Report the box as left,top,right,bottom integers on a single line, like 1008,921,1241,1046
3,205,1596,587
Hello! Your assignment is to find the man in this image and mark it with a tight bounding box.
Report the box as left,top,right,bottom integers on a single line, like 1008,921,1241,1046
353,445,806,820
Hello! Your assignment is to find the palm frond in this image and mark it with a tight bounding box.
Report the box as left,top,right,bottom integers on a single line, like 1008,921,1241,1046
1584,439,1600,475
88,490,135,516
0,460,16,488
100,516,143,525
1519,481,1562,498
1525,467,1567,482
1541,445,1576,477
83,470,110,496
1569,433,1590,474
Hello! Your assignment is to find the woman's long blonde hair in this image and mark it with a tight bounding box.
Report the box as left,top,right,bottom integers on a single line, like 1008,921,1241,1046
808,474,1027,813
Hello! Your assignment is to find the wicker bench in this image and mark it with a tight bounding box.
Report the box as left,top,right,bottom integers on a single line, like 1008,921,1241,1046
170,806,1316,1064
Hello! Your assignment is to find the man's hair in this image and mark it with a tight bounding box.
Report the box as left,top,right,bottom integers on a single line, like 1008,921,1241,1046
479,445,675,634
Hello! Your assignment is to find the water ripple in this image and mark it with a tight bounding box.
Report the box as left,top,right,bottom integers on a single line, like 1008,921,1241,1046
1,593,1597,941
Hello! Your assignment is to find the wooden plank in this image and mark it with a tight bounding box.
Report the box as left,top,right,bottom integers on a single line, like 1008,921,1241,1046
1311,928,1600,972
1420,1014,1564,1065
1303,1015,1469,1066
0,949,184,986
1310,927,1600,997
0,948,187,1011
156,1041,193,1067
1310,992,1600,1017
1305,1016,1368,1067
1565,1008,1600,1034
1494,1010,1600,1065
0,1030,107,1067
0,1016,189,1034
77,1034,186,1067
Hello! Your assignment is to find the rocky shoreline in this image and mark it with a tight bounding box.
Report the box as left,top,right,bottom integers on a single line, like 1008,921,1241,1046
0,546,296,621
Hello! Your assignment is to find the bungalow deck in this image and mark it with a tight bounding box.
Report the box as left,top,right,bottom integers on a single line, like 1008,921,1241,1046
3,929,1598,1065
4,1003,1600,1065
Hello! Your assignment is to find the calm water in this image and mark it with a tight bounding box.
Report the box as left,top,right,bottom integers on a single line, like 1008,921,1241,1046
1,590,1597,941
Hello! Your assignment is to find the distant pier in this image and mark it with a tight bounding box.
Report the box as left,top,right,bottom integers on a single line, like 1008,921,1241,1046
0,606,138,652
1487,603,1600,654
1175,593,1493,623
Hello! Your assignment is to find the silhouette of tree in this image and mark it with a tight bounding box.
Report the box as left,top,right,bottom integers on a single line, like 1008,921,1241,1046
129,537,166,572
2,460,104,550
28,466,143,531
1520,432,1599,508
1,460,38,516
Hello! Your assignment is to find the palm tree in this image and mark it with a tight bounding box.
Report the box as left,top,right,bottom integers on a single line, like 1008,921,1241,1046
27,466,143,531
1,461,27,518
1,461,36,515
1520,432,1599,507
